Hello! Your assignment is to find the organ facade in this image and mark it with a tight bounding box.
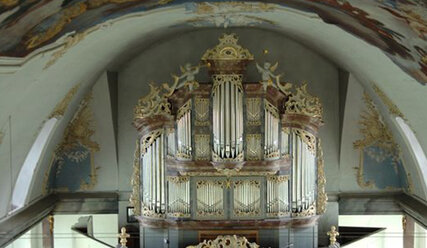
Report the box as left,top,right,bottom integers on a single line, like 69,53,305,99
130,33,326,247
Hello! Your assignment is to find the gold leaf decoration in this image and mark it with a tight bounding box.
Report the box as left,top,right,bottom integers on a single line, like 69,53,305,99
372,83,405,120
284,83,323,121
316,139,327,215
134,84,172,121
353,92,399,158
201,33,254,61
187,235,260,248
57,93,99,154
49,83,80,118
129,140,141,215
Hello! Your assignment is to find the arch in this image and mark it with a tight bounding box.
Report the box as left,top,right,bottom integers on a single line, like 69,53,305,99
10,118,58,212
1,3,426,216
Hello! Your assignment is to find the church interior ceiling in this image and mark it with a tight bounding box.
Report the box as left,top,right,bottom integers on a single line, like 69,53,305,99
0,0,426,84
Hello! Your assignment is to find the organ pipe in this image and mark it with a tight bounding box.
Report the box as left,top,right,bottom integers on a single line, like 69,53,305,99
212,75,244,161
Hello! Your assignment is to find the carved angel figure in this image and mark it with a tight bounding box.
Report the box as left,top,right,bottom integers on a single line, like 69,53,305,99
256,62,291,94
172,63,201,91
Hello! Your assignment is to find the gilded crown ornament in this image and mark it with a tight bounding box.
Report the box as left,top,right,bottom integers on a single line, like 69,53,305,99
202,33,254,61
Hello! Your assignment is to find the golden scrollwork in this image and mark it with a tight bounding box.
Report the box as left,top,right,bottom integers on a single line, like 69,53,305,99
246,98,262,126
293,128,316,154
202,33,254,61
134,84,172,121
353,92,399,156
181,170,277,177
211,74,244,93
316,139,328,215
57,93,99,154
129,140,141,215
141,204,165,219
167,212,191,218
212,150,244,163
372,83,405,119
187,235,260,248
194,97,210,126
195,134,210,161
264,100,279,119
267,175,289,183
292,203,316,217
140,129,163,155
49,83,80,118
177,100,192,120
246,134,262,161
353,92,402,189
284,83,323,121
168,176,189,184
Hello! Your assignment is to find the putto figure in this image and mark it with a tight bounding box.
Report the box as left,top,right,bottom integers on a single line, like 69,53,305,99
256,61,291,93
172,63,201,91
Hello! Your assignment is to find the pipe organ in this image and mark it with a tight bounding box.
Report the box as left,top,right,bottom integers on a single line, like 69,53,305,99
131,34,326,233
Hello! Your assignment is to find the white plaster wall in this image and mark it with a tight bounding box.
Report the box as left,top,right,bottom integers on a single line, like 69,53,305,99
54,214,118,248
117,28,340,192
339,75,366,192
90,73,118,192
339,215,403,248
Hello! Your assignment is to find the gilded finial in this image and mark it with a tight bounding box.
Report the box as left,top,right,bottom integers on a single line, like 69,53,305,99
48,215,54,235
119,227,130,247
327,226,339,245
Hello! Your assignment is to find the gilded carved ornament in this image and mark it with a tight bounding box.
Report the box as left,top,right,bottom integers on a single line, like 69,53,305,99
130,140,141,215
353,92,399,156
294,128,316,155
134,84,172,121
168,176,189,184
316,139,328,215
56,93,99,155
202,33,254,61
51,93,99,192
187,235,259,248
267,175,289,183
49,83,81,118
353,92,406,190
284,83,323,121
372,83,405,120
292,203,316,217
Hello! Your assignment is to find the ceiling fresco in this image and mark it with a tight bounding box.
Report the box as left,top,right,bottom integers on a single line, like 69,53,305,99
0,0,426,84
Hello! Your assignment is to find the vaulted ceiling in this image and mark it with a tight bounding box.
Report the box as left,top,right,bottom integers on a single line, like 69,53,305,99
0,0,426,222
